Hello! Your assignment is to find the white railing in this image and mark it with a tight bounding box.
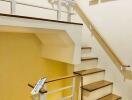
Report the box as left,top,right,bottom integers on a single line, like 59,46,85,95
0,0,75,21
28,75,78,100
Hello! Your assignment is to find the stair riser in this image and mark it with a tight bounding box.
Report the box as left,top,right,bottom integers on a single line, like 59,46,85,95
83,72,105,85
74,60,98,71
81,49,92,57
83,85,113,100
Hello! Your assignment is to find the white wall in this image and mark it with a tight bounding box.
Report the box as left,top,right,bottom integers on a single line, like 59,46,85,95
0,1,10,14
92,35,132,100
76,0,132,99
77,0,132,69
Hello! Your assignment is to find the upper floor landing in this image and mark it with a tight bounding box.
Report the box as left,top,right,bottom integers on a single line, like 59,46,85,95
0,12,83,64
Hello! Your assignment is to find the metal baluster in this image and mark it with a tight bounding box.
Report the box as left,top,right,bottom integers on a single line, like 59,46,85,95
40,93,46,100
57,0,62,20
11,0,16,14
71,77,75,100
67,0,75,22
67,2,72,22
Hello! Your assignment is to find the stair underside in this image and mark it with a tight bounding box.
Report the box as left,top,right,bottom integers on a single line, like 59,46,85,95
74,68,105,76
81,57,98,61
82,80,113,92
98,94,121,100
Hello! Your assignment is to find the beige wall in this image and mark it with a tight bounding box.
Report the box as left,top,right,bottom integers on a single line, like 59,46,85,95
76,0,132,99
0,33,73,100
77,0,132,68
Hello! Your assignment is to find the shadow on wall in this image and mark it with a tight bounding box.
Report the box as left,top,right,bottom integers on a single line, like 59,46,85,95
89,0,118,6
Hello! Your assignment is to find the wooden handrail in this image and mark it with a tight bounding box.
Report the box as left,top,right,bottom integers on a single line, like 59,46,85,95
45,74,79,83
74,4,130,70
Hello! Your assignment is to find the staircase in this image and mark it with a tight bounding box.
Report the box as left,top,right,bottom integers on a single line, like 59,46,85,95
74,47,122,100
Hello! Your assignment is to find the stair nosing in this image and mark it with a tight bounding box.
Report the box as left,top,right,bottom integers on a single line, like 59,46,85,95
81,57,98,61
74,69,105,76
81,47,92,50
82,80,113,92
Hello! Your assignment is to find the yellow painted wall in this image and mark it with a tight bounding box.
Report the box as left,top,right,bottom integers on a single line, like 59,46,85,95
0,33,74,100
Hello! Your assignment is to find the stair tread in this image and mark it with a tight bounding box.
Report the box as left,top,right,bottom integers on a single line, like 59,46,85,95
74,68,105,76
98,94,121,100
81,57,98,61
81,47,92,49
82,80,113,92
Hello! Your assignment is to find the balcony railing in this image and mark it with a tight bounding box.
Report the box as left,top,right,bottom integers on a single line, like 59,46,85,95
0,0,75,21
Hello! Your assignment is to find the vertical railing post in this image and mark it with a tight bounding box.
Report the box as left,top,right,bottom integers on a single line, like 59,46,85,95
32,93,46,100
57,0,61,20
40,93,46,100
56,0,75,21
32,94,40,100
67,0,75,22
67,4,72,22
81,76,83,100
71,77,76,100
11,0,16,14
98,0,101,4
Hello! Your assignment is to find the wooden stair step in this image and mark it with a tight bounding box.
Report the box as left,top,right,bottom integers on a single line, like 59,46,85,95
82,80,113,92
98,94,121,100
74,68,105,76
81,47,92,50
81,57,98,61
